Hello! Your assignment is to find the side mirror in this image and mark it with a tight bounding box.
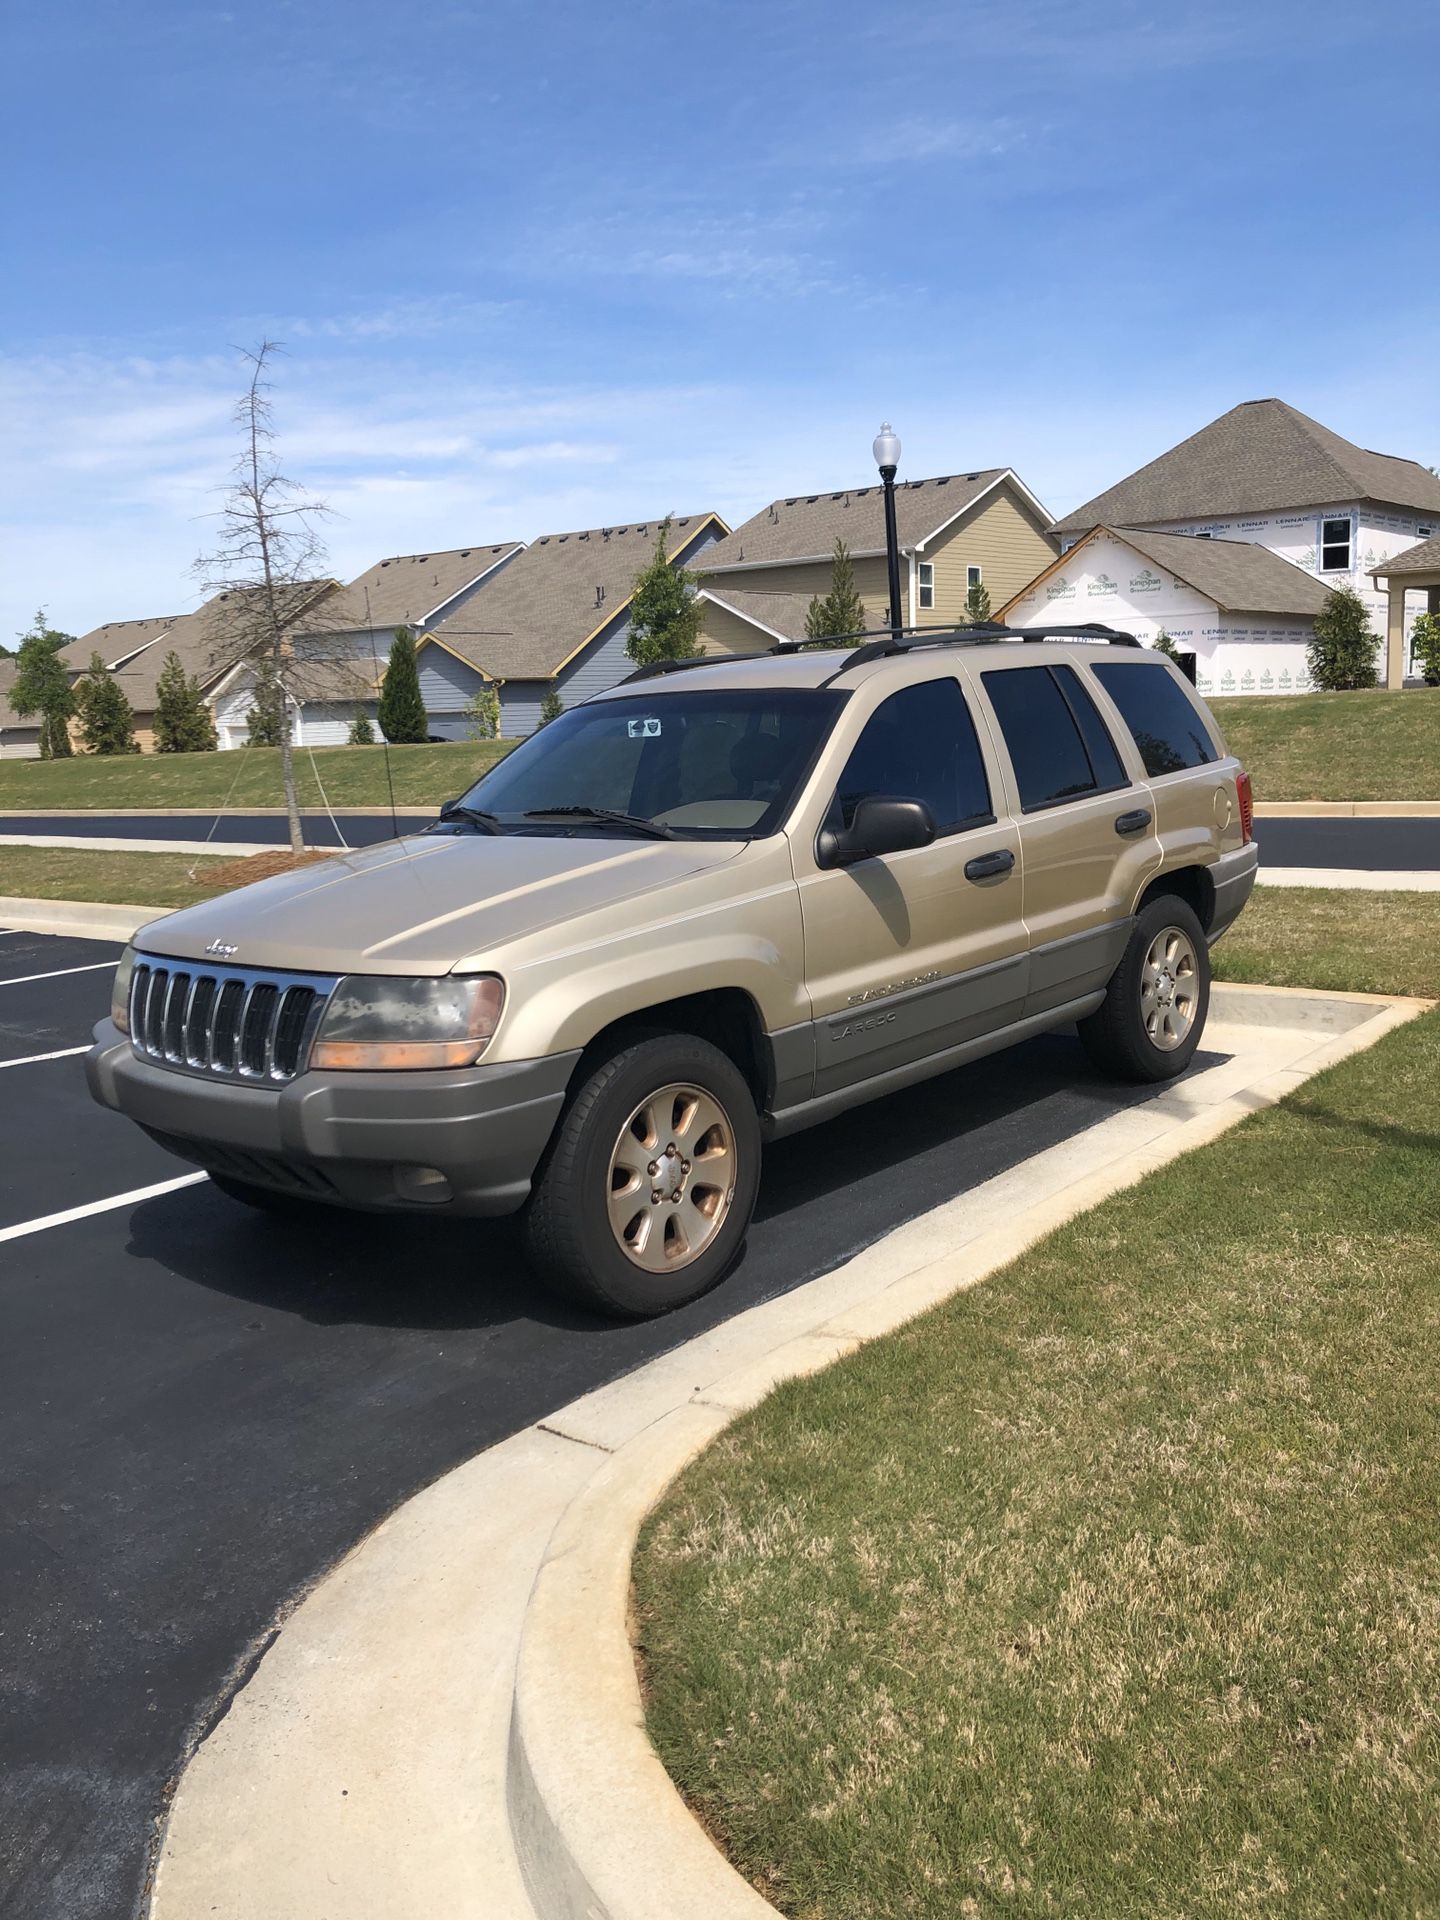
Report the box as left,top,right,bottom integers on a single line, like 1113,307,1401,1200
818,796,936,868
438,796,463,821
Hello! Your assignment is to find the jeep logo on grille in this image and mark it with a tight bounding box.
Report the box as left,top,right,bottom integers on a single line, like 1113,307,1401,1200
205,938,239,959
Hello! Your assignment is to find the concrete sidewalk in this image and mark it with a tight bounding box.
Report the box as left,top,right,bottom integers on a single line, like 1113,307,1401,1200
145,982,1430,1920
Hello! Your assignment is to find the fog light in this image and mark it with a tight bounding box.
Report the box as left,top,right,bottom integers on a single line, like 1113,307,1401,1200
395,1165,453,1205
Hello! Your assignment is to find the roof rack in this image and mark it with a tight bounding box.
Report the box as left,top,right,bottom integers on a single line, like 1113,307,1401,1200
619,621,1140,687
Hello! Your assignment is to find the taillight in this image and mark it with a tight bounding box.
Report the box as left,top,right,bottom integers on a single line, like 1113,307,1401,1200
1235,769,1254,843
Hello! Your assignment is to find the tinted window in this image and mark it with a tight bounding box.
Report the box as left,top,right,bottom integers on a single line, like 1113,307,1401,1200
463,687,842,838
834,678,991,835
1092,661,1218,777
981,664,1128,811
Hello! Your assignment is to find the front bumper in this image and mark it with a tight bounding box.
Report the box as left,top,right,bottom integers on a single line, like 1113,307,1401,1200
86,1020,581,1217
1208,841,1261,943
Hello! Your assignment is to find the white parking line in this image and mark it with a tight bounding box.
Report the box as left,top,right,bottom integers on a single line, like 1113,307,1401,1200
0,1172,209,1245
0,1045,90,1070
0,960,118,987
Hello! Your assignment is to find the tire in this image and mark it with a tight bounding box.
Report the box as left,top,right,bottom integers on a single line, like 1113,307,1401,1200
524,1031,761,1319
208,1173,324,1220
1078,895,1210,1083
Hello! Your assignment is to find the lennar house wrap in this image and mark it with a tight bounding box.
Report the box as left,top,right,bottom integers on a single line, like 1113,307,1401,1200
1000,526,1333,697
1047,398,1440,691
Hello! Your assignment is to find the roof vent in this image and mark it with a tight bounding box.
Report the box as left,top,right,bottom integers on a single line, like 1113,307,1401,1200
460,549,471,557
768,504,778,522
784,497,797,506
418,555,429,562
935,476,949,486
595,585,605,608
601,528,612,540
380,560,391,568
558,534,568,542
856,487,871,497
617,526,628,535
806,495,818,503
965,473,978,481
539,536,550,544
579,530,590,541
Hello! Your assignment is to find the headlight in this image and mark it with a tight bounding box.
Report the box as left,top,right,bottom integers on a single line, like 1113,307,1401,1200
112,946,137,1033
310,973,505,1071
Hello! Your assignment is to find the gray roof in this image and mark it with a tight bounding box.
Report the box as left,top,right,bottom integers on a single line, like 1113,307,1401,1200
97,580,337,710
699,586,817,642
59,614,182,673
306,543,522,635
1370,530,1440,580
424,514,724,680
1052,399,1440,535
1014,526,1333,619
694,469,1022,572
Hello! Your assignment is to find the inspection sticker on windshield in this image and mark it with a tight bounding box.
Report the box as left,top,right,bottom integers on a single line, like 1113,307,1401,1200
627,717,662,737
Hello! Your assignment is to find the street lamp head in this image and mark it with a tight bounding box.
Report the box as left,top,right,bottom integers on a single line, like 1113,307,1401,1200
872,422,901,473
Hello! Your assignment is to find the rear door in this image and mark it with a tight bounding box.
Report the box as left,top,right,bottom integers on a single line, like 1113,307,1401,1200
792,668,1028,1100
970,657,1160,1018
1085,657,1235,868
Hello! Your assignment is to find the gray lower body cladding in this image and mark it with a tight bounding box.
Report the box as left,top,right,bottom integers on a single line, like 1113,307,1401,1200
1207,842,1260,942
86,1021,581,1217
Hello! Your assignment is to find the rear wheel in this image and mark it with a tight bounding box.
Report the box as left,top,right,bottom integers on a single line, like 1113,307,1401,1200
1079,896,1210,1083
524,1032,760,1318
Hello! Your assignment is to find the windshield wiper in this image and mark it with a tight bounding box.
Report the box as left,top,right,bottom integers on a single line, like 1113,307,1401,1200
522,805,678,841
435,802,505,835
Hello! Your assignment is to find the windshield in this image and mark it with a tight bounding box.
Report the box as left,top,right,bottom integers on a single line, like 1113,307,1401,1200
455,686,845,838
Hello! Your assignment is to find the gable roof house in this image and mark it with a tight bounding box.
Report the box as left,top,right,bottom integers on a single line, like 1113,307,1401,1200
692,468,1057,652
1050,399,1440,689
59,613,183,676
0,657,41,760
212,543,523,749
1001,526,1334,697
417,513,727,738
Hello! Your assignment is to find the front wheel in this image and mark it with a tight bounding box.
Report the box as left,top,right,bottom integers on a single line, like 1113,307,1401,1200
524,1032,761,1318
1078,897,1210,1083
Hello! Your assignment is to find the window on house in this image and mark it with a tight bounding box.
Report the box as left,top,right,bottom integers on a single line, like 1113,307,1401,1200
981,664,1128,811
1419,524,1434,538
918,561,935,611
966,564,982,588
1320,517,1353,572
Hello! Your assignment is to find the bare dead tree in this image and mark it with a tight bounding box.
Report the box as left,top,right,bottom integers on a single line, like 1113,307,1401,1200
195,342,345,855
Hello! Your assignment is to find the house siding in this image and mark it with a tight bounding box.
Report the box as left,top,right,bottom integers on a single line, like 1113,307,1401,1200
417,645,490,715
698,599,781,655
919,484,1059,625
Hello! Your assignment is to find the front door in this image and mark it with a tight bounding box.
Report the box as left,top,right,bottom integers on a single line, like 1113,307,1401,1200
793,671,1029,1100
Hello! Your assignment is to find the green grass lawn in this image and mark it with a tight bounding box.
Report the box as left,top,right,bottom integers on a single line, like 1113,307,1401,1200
1212,885,1440,999
1211,688,1440,801
0,738,513,811
0,845,238,907
634,898,1440,1920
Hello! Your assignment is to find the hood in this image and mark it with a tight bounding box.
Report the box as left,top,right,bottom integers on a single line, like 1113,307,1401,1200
136,831,744,976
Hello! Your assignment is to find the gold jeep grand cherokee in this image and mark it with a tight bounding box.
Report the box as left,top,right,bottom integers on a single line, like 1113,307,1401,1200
88,624,1258,1319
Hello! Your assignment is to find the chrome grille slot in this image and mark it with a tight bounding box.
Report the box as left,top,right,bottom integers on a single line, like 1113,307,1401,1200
128,960,337,1086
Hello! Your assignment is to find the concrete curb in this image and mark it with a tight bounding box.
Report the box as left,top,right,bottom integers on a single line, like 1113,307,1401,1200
1258,867,1440,891
147,984,1433,1920
0,833,277,856
1254,800,1440,817
0,896,168,942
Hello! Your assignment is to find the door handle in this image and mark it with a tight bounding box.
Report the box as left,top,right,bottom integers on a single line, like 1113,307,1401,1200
964,848,1016,882
1114,808,1152,836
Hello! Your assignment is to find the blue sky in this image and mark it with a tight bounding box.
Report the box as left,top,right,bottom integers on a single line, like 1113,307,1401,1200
4,0,1438,642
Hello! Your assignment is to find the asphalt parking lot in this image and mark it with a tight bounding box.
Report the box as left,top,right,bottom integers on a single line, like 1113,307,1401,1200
0,928,1232,1920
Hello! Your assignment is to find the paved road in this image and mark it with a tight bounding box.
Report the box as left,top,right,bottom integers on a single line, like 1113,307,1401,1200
0,930,1234,1920
1,810,1438,868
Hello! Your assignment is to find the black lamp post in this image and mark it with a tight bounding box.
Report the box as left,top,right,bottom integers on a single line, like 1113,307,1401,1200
873,422,903,641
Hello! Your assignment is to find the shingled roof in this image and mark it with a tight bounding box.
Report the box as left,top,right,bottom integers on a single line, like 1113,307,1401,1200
697,586,816,643
1052,399,1440,536
303,543,522,634
1370,530,1440,579
59,614,182,673
424,514,725,680
1003,526,1333,621
92,580,337,710
695,470,1041,573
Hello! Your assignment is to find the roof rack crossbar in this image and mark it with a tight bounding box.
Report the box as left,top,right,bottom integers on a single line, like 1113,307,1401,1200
618,621,1141,688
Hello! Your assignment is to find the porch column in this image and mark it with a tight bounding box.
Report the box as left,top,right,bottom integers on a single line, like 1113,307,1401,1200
1385,583,1408,690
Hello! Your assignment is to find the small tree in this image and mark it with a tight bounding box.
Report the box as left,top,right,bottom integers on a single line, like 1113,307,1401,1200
624,518,703,666
1307,587,1378,691
74,653,140,754
154,650,218,752
538,686,564,727
464,682,502,740
10,610,77,758
962,578,992,626
347,710,377,744
246,657,285,746
804,540,869,644
1410,611,1440,687
378,626,428,742
1151,629,1182,661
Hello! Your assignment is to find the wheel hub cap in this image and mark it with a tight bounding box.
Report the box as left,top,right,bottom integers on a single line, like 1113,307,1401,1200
1140,927,1199,1052
607,1083,737,1275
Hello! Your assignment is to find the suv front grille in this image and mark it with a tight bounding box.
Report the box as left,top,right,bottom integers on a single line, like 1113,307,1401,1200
130,960,338,1085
